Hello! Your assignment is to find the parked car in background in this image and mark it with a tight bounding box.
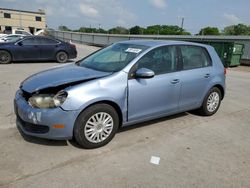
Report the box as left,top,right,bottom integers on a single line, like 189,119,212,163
14,40,226,149
13,29,33,36
0,34,7,38
0,36,77,64
0,34,25,43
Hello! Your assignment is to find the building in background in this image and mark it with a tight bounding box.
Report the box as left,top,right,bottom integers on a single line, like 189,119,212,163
0,8,46,34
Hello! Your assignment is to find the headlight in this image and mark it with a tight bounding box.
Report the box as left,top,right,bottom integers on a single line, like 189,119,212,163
28,90,68,108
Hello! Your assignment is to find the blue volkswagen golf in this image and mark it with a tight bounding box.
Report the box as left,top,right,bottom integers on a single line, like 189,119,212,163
14,40,225,148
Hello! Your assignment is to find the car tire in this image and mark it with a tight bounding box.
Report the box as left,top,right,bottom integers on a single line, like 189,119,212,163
56,51,68,63
0,50,11,64
198,87,222,116
74,104,119,149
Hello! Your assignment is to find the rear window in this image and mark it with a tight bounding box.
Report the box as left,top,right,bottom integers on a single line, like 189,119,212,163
180,45,212,70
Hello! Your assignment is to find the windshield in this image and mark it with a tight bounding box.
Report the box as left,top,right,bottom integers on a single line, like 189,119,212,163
78,43,148,72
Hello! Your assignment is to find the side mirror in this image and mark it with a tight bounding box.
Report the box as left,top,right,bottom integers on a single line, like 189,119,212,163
18,41,23,46
135,68,155,79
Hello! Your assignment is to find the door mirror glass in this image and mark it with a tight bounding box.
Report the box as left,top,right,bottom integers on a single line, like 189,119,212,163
18,41,23,46
135,68,155,79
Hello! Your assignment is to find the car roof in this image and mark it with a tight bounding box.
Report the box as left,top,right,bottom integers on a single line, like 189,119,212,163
118,40,210,48
21,35,62,41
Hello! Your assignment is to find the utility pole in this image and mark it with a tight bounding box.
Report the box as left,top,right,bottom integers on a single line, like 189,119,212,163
181,17,184,30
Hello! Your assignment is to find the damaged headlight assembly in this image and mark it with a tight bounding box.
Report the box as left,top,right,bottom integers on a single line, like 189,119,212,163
28,90,68,109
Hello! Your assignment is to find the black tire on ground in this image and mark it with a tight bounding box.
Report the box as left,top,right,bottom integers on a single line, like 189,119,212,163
198,87,222,116
0,50,11,64
56,51,68,63
73,103,119,149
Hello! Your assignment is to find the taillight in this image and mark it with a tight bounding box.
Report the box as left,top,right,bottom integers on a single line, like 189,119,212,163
70,43,76,49
224,68,227,75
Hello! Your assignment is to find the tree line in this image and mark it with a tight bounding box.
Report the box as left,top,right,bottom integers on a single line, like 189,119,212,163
58,23,250,36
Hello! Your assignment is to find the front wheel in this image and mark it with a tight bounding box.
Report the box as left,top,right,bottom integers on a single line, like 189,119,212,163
0,50,11,64
74,104,119,149
199,87,222,116
56,51,68,63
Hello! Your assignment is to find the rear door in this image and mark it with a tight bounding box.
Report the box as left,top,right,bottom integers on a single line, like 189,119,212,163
38,37,60,60
178,45,213,110
128,45,181,122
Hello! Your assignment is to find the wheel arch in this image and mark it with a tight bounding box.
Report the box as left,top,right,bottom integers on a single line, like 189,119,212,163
212,84,225,100
55,50,68,59
76,100,123,128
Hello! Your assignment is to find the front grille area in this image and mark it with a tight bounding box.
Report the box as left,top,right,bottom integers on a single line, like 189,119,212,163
17,115,49,134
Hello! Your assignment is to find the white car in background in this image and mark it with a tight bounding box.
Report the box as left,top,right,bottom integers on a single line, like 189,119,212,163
0,34,7,38
0,29,45,41
13,29,32,36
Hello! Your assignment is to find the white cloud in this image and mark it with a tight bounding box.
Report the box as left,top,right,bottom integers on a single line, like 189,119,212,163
116,7,136,26
80,3,99,19
149,0,167,9
77,0,136,27
223,13,241,24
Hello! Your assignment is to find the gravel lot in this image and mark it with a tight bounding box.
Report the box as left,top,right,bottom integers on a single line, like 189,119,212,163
0,43,250,188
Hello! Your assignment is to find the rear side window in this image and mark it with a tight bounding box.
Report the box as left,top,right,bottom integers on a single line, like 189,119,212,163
180,45,212,70
136,45,178,75
40,38,59,45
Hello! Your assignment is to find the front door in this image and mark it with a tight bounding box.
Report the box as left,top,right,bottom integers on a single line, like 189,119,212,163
128,45,181,122
13,38,41,61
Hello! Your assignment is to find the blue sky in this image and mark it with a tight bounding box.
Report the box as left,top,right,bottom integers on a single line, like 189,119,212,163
1,0,249,34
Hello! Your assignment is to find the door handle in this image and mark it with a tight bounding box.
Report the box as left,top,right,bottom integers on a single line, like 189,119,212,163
171,79,180,84
204,74,210,78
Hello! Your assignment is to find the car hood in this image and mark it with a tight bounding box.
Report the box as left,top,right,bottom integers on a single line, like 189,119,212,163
21,63,112,93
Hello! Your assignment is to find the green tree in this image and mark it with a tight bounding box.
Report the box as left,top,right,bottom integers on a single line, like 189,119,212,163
223,24,250,35
77,27,107,34
143,25,190,35
129,26,142,34
199,27,220,35
108,27,129,34
58,25,71,31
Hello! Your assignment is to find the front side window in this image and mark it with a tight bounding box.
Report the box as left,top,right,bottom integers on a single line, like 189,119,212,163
78,43,148,72
136,45,178,75
22,38,40,45
180,45,211,70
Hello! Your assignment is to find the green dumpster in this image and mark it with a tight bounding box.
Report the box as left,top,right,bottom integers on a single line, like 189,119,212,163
196,41,244,67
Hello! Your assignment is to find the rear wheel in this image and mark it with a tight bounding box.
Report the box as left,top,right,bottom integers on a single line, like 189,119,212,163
0,50,11,64
74,104,119,149
56,51,68,63
199,87,221,116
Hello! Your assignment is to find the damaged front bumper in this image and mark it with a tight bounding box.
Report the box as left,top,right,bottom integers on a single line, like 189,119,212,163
14,89,81,140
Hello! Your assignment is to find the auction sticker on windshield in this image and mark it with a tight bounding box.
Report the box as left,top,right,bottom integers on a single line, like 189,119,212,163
125,48,142,53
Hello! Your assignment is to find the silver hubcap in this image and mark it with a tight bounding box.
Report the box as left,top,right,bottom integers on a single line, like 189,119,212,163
84,112,113,143
207,92,220,112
